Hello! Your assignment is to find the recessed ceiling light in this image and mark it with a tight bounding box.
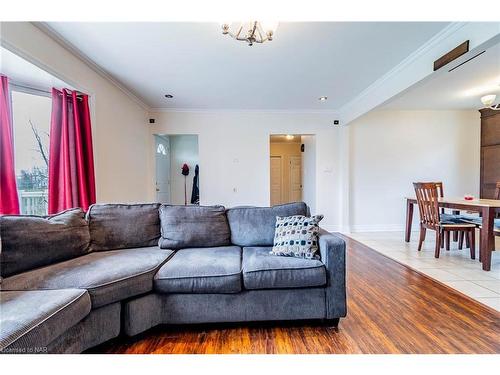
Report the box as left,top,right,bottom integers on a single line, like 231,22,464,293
285,134,294,140
165,94,174,98
319,96,328,101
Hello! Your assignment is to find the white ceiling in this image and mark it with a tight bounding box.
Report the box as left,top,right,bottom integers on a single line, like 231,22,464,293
45,22,450,110
382,41,500,110
0,46,71,93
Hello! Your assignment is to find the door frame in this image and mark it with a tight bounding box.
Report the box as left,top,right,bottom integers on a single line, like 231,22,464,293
270,155,284,205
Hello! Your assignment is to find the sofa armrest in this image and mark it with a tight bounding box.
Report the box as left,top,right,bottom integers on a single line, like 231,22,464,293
319,229,347,319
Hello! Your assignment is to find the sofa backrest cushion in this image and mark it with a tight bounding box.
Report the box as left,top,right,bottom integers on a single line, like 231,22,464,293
226,202,309,247
0,208,90,278
86,203,161,251
158,205,231,250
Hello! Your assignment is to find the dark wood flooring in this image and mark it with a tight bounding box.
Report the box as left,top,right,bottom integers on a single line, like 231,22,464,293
90,235,500,354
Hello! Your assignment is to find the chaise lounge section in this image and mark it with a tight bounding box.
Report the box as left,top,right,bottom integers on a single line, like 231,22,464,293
0,202,346,353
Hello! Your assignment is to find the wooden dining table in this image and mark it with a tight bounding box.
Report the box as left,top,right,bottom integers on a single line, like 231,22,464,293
405,197,500,271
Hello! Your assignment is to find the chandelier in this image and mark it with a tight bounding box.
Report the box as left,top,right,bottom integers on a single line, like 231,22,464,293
481,94,500,110
221,21,279,46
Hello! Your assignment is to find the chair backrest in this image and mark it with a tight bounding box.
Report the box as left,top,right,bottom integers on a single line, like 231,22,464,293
413,182,441,228
434,181,445,214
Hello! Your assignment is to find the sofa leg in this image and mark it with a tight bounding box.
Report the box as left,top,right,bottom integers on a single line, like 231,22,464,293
324,318,340,328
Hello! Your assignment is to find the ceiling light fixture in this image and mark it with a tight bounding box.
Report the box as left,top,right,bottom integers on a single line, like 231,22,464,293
319,96,328,102
285,134,294,140
480,94,500,110
165,94,173,98
221,21,278,46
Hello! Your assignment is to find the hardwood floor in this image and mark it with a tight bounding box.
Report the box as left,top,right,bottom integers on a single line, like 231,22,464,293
90,235,500,354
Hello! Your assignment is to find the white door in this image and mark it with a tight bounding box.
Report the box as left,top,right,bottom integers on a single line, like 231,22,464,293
155,135,171,203
289,156,302,202
270,156,282,206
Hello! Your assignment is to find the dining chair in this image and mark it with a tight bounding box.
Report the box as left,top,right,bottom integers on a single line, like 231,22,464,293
434,181,462,245
413,182,477,259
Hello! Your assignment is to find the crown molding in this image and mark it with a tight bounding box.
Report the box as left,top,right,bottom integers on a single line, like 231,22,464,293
1,38,90,94
338,22,468,124
33,22,151,111
149,107,341,116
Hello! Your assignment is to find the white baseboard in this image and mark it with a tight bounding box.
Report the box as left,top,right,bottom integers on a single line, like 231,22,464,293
348,224,420,233
321,225,343,233
322,224,421,234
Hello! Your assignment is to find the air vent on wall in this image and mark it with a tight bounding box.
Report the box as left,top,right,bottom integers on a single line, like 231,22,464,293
433,41,469,71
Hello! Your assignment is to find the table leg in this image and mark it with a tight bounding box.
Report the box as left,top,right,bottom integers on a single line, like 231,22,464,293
405,200,414,242
480,207,494,271
452,210,460,242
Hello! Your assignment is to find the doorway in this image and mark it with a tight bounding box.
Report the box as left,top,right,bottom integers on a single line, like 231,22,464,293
155,135,171,203
154,134,199,205
269,134,315,208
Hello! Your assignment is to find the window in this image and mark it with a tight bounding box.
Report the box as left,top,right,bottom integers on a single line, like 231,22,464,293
12,90,51,215
157,143,167,155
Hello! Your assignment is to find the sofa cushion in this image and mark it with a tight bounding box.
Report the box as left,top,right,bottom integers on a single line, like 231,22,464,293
86,203,161,251
0,209,90,278
242,247,326,290
226,202,308,247
1,247,173,308
154,246,242,293
0,289,91,353
158,205,231,249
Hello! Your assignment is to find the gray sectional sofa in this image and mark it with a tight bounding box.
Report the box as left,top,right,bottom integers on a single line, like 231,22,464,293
0,202,346,354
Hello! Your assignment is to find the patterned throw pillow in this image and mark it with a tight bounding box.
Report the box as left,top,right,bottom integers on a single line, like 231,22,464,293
270,215,324,259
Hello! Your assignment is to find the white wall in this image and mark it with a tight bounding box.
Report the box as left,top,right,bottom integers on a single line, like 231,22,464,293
149,110,480,232
169,135,199,205
301,135,317,214
1,22,150,203
148,111,345,231
348,110,481,231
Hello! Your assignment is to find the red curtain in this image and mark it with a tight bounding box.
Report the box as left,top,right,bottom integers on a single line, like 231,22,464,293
48,88,96,214
0,75,20,215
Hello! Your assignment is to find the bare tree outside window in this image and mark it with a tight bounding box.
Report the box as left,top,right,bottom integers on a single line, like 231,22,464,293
15,120,50,215
12,91,51,216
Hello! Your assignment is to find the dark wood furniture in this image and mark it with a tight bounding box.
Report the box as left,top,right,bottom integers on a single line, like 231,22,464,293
460,181,500,235
477,182,500,238
480,108,500,199
434,181,462,242
405,196,500,271
413,183,476,259
461,182,500,262
496,182,500,215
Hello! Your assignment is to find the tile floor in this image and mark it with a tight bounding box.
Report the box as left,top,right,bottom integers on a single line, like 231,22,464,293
343,230,500,311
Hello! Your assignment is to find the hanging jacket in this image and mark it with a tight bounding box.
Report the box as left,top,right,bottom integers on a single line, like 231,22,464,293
190,164,199,204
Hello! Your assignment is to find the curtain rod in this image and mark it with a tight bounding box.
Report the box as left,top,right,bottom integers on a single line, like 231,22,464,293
10,82,51,95
10,82,85,97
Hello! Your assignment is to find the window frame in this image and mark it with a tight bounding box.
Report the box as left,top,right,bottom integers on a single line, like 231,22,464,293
10,87,52,216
